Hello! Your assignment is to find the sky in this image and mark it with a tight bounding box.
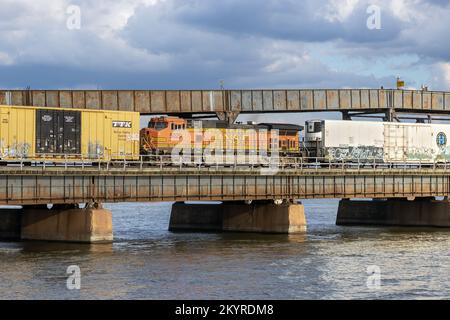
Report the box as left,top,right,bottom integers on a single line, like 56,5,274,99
0,0,450,92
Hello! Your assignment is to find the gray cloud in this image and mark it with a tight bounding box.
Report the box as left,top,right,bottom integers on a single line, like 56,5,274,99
0,0,449,90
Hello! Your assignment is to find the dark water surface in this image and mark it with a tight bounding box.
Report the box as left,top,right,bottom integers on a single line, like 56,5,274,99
1,200,449,299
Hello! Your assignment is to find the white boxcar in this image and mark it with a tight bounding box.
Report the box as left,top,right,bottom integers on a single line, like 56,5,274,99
307,120,450,163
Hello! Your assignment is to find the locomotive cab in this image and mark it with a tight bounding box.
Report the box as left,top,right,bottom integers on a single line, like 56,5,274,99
303,120,325,159
140,116,187,154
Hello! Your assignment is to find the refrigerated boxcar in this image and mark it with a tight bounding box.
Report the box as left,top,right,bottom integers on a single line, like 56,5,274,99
304,119,450,163
0,105,140,162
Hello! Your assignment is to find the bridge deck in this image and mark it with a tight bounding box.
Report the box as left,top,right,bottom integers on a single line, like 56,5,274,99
1,89,450,115
0,166,448,205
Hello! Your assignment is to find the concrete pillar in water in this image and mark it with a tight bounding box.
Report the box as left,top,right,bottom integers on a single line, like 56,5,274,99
169,202,224,232
169,201,307,234
336,198,450,227
21,204,113,243
0,209,22,240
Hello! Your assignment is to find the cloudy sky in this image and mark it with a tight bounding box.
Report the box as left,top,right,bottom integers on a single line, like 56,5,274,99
0,0,450,91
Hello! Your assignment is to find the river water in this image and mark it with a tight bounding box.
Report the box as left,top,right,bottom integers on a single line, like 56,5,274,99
0,200,449,300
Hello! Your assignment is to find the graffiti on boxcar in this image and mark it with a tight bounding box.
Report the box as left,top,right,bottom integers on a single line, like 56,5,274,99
406,147,435,161
326,147,384,161
88,142,104,158
436,146,450,161
0,140,31,158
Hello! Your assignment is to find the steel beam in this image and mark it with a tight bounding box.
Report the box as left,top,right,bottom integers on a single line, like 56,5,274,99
1,89,450,115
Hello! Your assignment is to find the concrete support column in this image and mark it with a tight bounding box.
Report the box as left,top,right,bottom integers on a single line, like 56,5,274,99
0,209,22,240
169,201,307,234
336,198,450,227
21,203,113,243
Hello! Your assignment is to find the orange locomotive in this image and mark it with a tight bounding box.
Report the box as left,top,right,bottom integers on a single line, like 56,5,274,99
140,116,303,156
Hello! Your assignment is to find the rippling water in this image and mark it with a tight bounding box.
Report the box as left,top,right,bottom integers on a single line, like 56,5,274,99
1,200,449,300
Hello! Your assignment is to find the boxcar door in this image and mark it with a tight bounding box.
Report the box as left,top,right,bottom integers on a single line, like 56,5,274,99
36,109,56,154
36,110,81,155
384,123,408,162
57,111,81,154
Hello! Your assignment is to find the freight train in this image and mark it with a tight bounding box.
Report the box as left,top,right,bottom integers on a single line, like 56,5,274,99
2,104,450,166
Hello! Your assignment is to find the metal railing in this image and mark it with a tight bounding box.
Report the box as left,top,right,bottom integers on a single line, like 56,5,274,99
2,153,450,173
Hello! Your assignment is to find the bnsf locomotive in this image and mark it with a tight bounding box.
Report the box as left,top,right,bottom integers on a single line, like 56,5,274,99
140,116,303,156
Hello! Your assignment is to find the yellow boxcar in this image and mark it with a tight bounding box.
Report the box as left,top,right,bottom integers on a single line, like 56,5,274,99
0,105,140,161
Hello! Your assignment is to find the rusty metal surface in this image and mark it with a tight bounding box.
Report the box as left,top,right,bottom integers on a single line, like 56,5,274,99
0,167,449,205
1,89,450,114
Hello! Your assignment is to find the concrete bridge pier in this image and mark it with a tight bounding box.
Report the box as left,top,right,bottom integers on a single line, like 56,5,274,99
0,209,22,240
0,203,113,243
169,200,307,234
336,198,450,227
21,203,113,243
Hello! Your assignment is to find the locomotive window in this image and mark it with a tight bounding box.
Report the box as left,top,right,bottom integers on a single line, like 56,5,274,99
307,122,322,133
314,122,322,132
155,122,168,131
